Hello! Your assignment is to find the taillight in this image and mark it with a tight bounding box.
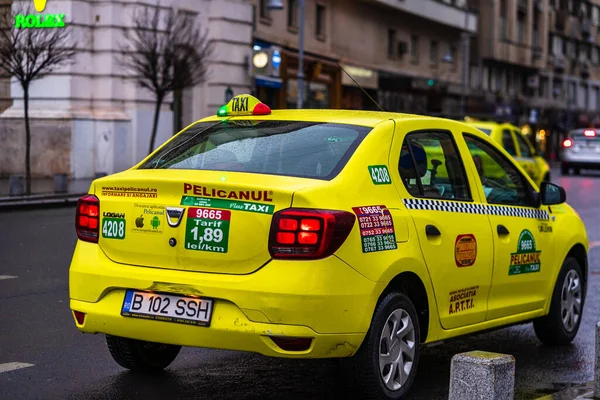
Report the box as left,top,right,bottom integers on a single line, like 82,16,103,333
76,194,100,243
584,129,596,137
268,209,356,259
563,139,573,148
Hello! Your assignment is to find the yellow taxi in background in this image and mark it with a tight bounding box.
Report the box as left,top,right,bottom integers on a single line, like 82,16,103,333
466,120,551,187
69,95,588,400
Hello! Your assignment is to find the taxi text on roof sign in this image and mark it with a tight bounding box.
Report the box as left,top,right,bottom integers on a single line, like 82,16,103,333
15,0,66,29
217,94,272,117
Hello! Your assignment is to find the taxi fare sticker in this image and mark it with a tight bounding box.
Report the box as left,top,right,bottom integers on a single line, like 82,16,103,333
509,229,541,275
101,212,126,240
132,204,165,234
448,285,479,315
455,234,477,267
184,207,231,253
181,196,274,215
352,205,397,253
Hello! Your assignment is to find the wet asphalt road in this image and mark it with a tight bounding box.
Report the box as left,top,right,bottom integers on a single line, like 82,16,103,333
1,168,600,400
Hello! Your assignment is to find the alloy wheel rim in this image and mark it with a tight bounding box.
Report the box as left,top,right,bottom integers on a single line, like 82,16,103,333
378,308,416,391
560,269,582,332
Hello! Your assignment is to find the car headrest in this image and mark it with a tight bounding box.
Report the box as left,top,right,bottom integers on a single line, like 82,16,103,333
399,142,428,179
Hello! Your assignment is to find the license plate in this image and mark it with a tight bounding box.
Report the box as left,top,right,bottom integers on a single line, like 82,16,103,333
121,290,213,326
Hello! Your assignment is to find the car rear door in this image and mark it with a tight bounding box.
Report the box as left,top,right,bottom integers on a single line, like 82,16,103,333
388,121,495,330
461,133,555,321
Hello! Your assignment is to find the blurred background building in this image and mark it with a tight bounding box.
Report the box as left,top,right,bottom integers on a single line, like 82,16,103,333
2,0,600,179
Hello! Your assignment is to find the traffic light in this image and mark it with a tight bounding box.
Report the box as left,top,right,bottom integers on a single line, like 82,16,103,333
427,79,435,87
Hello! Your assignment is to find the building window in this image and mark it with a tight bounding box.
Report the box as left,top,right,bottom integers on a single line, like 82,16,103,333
259,0,271,20
410,35,419,63
316,4,326,40
517,14,525,43
592,47,599,64
388,29,396,59
593,87,600,110
499,0,507,40
288,0,299,29
593,6,600,25
540,76,549,97
430,40,438,65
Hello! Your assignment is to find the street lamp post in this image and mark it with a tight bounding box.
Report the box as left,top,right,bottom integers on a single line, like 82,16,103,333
267,0,305,109
460,4,470,119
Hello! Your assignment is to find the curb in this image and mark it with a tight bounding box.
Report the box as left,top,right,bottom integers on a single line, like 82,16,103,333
534,382,595,400
0,194,85,210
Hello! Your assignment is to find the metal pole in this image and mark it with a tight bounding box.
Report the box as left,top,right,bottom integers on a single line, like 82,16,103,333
297,0,305,109
460,5,470,118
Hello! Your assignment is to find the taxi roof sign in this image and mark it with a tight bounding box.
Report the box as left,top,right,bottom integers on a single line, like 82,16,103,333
217,94,272,117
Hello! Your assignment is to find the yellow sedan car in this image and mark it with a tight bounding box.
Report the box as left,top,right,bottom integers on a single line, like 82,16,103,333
466,120,551,187
70,95,588,400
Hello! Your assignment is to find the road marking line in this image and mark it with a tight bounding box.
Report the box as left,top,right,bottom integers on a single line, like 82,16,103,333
0,362,34,373
0,275,18,280
590,241,600,249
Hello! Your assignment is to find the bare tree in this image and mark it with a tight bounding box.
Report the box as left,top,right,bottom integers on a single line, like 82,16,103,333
120,5,213,155
0,2,76,194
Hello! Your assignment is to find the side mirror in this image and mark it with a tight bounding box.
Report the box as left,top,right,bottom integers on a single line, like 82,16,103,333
540,181,566,205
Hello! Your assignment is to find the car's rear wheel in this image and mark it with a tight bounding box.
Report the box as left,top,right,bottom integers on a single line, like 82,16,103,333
560,164,569,175
106,335,181,373
343,292,420,399
533,257,584,345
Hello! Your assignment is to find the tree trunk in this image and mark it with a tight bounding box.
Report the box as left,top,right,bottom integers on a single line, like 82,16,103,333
149,95,164,155
23,83,31,195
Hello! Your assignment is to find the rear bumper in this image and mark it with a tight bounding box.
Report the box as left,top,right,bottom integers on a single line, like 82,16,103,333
561,160,600,169
69,241,383,358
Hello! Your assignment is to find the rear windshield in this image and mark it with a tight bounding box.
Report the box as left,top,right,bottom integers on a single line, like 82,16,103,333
571,131,600,141
139,120,371,180
474,127,492,135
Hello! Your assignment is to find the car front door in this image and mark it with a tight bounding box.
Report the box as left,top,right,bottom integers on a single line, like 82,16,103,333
389,126,495,330
513,129,540,185
462,133,555,321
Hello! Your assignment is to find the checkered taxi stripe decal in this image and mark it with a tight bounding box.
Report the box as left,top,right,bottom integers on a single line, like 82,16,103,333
402,199,550,220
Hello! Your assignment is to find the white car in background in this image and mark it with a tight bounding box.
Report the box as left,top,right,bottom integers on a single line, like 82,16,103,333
561,128,600,175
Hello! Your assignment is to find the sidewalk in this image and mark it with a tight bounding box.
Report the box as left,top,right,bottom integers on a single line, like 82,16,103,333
0,178,93,209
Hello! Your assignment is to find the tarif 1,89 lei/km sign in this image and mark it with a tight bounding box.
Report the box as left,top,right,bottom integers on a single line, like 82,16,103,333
14,0,66,29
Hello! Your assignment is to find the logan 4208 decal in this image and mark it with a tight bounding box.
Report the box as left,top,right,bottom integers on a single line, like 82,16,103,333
352,205,397,253
184,208,231,253
101,212,126,240
509,229,541,275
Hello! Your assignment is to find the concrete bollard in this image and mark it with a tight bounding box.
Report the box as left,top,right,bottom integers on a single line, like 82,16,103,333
53,173,68,193
594,322,600,397
8,175,24,196
449,350,515,400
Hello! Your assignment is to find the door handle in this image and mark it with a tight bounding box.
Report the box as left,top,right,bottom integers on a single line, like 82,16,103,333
497,225,510,235
425,225,441,236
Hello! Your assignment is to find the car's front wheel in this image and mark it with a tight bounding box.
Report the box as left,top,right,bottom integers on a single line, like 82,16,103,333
343,292,420,399
106,335,181,373
533,257,584,345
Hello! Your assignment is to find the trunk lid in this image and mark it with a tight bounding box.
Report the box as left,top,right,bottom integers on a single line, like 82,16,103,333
95,170,314,274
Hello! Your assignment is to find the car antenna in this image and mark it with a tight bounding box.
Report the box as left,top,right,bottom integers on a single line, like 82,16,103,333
337,62,386,112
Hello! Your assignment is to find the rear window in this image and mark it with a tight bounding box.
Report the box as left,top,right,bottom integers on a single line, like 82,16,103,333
474,127,492,135
571,131,600,141
140,120,371,180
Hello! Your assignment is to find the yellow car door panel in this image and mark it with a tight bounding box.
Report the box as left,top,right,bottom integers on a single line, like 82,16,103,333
462,134,556,320
389,126,495,330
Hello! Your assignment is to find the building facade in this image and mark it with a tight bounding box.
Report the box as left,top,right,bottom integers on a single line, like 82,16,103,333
0,0,253,179
250,0,478,115
469,0,600,156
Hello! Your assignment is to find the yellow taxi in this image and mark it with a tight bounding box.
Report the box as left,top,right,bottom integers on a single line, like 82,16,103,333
466,120,551,187
69,95,588,400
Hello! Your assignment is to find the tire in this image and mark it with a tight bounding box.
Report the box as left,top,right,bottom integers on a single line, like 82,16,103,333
574,168,581,175
106,335,181,373
342,292,421,399
533,257,584,345
560,164,569,176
